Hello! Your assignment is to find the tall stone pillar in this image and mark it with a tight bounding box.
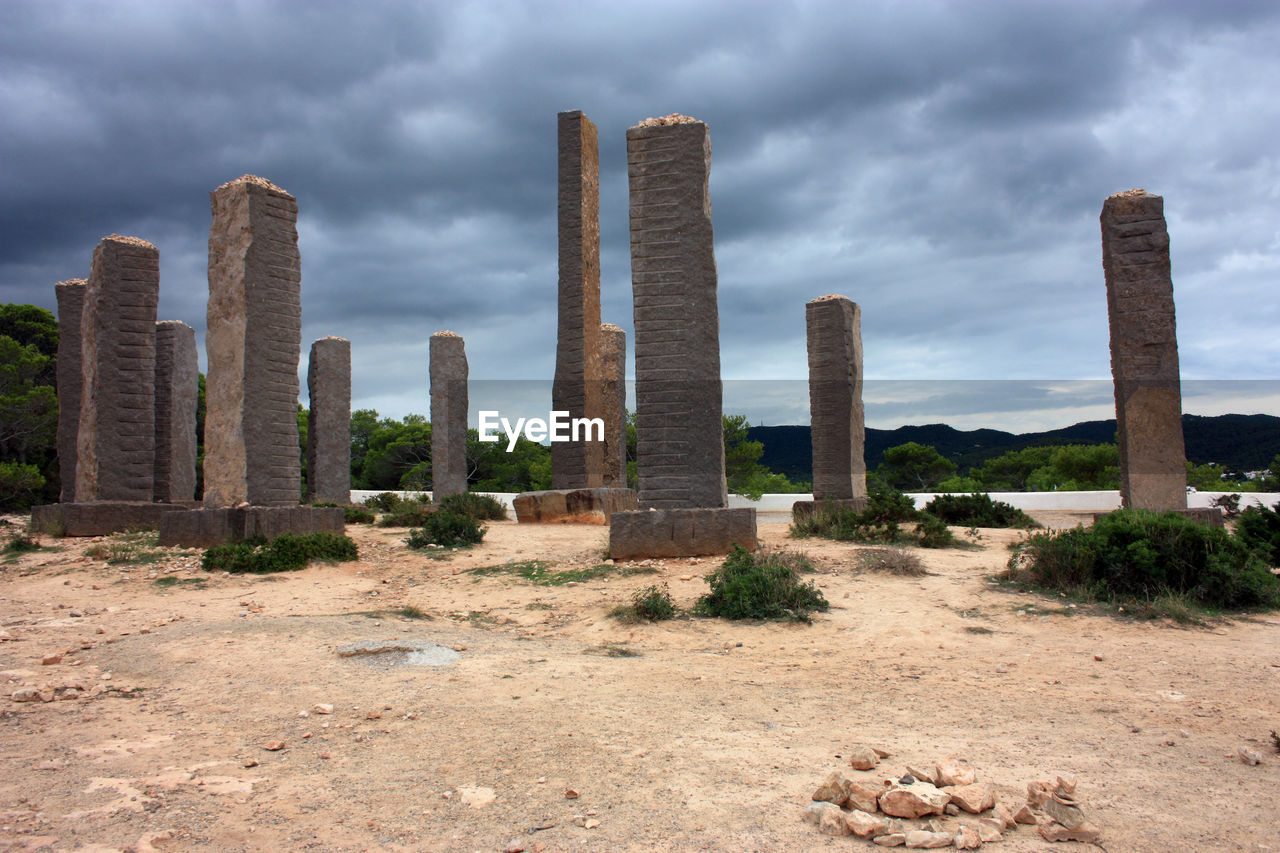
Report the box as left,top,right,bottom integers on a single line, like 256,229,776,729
204,175,302,507
154,321,198,503
1101,189,1187,511
75,236,160,501
552,110,605,489
306,336,352,504
600,323,627,489
54,279,87,502
626,115,726,510
806,295,866,502
430,331,468,499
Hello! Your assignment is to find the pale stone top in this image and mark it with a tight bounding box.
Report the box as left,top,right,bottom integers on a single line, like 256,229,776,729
601,323,624,332
432,330,462,338
101,234,156,249
1109,188,1155,199
156,320,193,329
635,113,699,127
217,174,292,196
56,278,87,287
808,294,850,304
316,335,349,342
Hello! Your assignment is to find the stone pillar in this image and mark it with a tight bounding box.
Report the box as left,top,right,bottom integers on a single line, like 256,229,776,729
54,279,87,502
806,295,866,501
1101,189,1187,511
552,110,605,489
305,336,352,504
75,235,159,501
625,115,726,509
600,323,627,489
430,331,468,499
154,321,198,503
204,175,302,507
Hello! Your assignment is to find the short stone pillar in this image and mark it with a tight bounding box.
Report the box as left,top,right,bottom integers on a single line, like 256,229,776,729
153,321,198,503
600,323,627,489
75,235,160,502
430,331,468,499
1101,189,1187,511
610,114,755,558
54,279,87,502
794,294,867,516
552,110,605,489
306,336,352,504
203,175,302,507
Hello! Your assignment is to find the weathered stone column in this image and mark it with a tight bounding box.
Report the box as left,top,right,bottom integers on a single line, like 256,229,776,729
204,175,302,507
75,236,159,501
153,321,198,503
305,336,351,504
600,323,627,489
552,110,605,489
1102,189,1187,511
430,331,468,499
625,115,726,509
54,279,87,502
806,295,866,502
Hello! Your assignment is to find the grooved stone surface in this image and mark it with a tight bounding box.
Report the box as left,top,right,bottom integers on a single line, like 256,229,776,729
430,332,468,499
157,506,344,548
1102,190,1187,511
54,279,87,502
31,501,192,537
600,323,627,489
609,507,757,559
153,321,198,502
552,110,605,489
512,487,638,525
204,176,302,507
807,295,866,500
75,236,159,502
626,118,726,510
306,337,351,504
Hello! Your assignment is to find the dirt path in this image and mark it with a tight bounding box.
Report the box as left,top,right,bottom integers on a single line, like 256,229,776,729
1,513,1277,852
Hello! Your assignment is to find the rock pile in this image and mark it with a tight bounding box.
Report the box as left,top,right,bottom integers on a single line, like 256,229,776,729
803,746,1100,847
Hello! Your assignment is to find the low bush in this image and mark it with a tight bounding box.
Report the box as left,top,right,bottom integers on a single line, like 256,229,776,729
312,502,376,524
1006,509,1280,611
611,584,678,623
694,545,829,622
437,492,507,521
375,499,434,527
363,492,407,512
1234,502,1280,565
791,485,958,549
3,532,41,554
405,510,485,549
203,532,358,574
923,493,1039,529
858,547,927,576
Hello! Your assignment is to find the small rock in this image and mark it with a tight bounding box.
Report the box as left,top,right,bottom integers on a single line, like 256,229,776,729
10,688,41,703
1044,794,1085,829
262,740,285,751
365,710,381,720
845,809,890,839
936,757,977,786
904,829,951,848
848,744,880,770
993,803,1016,829
945,804,960,816
564,788,579,799
873,833,907,847
872,746,892,759
503,840,525,853
846,780,882,813
945,782,996,814
312,703,334,715
1026,781,1054,808
906,763,939,786
1013,803,1037,825
243,758,259,768
953,824,982,849
1237,747,1263,766
1093,653,1104,661
879,781,950,818
977,818,1003,842
1054,774,1077,796
812,771,851,805
804,801,849,836
583,819,600,830
41,654,62,666
1038,820,1101,843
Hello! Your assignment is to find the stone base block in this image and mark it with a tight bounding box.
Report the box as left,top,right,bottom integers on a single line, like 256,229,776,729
158,506,345,548
791,497,869,518
30,502,196,537
1092,507,1225,528
513,488,638,524
609,507,757,560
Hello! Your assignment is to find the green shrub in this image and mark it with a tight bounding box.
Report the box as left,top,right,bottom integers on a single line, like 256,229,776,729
1234,502,1280,565
438,492,508,521
611,584,678,623
364,492,414,512
342,505,376,524
858,547,927,576
1007,509,1280,611
3,532,41,554
791,483,956,549
0,461,46,512
694,545,829,622
203,532,358,574
405,510,485,549
923,493,1039,529
375,499,434,527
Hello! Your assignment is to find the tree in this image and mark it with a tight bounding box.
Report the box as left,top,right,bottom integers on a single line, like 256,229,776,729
0,304,59,508
877,442,957,491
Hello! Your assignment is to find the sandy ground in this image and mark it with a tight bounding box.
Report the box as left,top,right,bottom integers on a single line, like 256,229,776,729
1,509,1278,853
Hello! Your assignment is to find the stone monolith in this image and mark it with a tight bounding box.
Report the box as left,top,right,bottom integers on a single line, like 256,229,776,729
1101,189,1187,511
75,236,159,501
600,323,627,489
153,321,198,503
430,331,468,499
54,279,86,502
552,110,605,489
203,175,302,507
306,336,351,504
806,295,866,501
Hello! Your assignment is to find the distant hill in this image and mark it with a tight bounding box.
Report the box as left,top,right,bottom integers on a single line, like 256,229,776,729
748,413,1280,483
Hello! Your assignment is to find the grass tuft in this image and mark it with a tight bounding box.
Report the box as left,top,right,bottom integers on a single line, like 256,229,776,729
610,584,678,623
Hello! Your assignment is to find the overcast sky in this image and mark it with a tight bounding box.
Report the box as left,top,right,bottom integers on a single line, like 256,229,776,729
3,0,1278,432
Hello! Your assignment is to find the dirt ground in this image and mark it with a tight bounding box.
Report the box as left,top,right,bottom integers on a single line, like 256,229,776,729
1,509,1277,853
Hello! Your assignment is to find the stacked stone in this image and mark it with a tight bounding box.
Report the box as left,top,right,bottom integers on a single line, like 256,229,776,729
1101,189,1187,511
430,331,468,499
203,175,302,507
806,294,866,501
600,323,627,489
54,279,87,502
153,321,198,503
305,337,352,504
75,235,160,502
